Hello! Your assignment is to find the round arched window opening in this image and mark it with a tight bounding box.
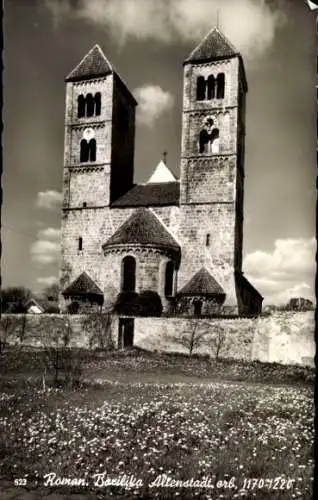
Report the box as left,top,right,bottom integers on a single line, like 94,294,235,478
121,256,136,292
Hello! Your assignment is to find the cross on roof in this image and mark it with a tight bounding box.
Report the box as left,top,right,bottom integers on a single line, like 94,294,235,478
162,151,168,164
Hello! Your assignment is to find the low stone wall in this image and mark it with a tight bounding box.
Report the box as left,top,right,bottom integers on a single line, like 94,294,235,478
0,314,116,349
133,312,315,367
0,311,315,367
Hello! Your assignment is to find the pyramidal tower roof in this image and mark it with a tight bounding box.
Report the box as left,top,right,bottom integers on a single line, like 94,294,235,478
147,160,177,184
66,44,113,82
185,27,239,64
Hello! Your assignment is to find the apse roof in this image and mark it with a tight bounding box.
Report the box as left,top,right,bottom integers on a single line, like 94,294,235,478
178,267,225,296
102,208,180,253
62,272,103,296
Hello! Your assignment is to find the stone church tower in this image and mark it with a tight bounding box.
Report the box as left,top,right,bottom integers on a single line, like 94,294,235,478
59,29,262,317
177,29,248,312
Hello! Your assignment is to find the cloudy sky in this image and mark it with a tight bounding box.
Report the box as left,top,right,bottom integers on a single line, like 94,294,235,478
2,0,316,304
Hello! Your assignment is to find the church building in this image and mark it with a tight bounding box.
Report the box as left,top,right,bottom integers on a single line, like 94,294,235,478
59,28,263,318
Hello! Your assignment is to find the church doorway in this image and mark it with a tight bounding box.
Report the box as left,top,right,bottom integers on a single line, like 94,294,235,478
118,318,134,349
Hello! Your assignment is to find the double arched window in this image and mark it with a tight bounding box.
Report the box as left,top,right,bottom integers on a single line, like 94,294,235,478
121,256,136,292
80,138,96,162
77,92,101,118
196,73,225,101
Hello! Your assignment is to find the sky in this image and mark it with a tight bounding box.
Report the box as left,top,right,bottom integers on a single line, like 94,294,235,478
2,0,317,305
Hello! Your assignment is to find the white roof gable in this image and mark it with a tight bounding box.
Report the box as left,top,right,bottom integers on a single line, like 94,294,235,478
147,161,177,184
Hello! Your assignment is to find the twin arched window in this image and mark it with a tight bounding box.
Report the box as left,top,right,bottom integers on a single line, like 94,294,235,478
80,138,96,162
196,73,225,101
78,92,101,118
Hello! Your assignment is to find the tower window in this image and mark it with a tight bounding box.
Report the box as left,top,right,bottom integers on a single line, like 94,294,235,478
83,202,87,208
88,138,96,162
164,261,174,297
80,139,96,162
77,95,85,118
77,92,102,118
199,118,220,154
206,234,210,246
216,73,225,99
78,237,83,251
196,76,206,101
86,93,95,117
121,256,136,292
95,92,101,116
80,139,89,162
207,75,215,100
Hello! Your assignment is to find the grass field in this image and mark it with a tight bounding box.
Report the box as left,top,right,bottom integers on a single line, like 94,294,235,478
0,349,315,499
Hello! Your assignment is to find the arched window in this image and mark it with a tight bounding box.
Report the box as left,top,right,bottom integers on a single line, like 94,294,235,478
80,139,89,162
86,93,95,117
196,76,206,101
211,128,219,153
83,202,87,208
164,261,174,297
121,256,136,292
216,73,225,99
88,138,96,162
95,92,101,116
206,234,210,247
77,95,85,118
199,126,219,154
207,75,216,100
78,237,83,251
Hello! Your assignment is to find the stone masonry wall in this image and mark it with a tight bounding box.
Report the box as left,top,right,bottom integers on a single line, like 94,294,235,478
132,312,315,367
1,312,314,368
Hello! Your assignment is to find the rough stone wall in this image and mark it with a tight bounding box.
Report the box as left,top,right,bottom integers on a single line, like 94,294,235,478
132,312,315,366
0,314,115,349
1,312,314,367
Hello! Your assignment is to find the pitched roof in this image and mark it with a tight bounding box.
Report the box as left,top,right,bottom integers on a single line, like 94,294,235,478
62,272,103,296
147,161,177,184
66,44,113,82
235,272,263,300
26,299,45,313
112,182,180,207
178,268,225,296
184,28,239,63
102,208,180,253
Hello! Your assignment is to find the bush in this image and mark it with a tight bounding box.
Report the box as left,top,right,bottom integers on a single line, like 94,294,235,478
114,292,139,315
138,291,163,317
42,347,84,388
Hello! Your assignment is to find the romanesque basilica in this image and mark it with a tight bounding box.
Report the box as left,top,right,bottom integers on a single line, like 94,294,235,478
59,27,263,320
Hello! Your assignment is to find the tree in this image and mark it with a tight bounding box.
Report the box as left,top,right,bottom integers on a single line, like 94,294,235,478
165,319,209,356
35,283,60,313
0,286,32,313
82,311,114,350
164,320,227,358
0,315,17,353
41,316,83,389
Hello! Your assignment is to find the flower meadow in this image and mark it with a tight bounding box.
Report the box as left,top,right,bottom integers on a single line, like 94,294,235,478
0,380,314,499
